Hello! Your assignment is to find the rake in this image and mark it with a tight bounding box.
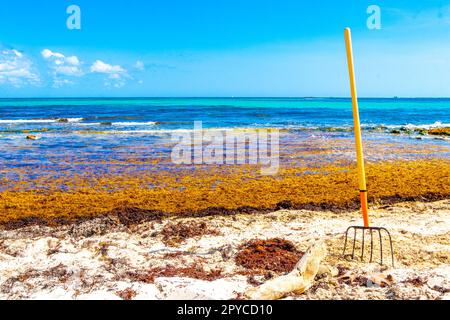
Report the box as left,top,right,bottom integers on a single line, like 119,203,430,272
342,28,395,267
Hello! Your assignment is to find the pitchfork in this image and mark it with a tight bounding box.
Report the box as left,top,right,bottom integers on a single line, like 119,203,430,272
342,28,395,267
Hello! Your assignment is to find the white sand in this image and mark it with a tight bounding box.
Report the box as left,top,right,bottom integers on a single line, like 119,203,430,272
0,200,448,300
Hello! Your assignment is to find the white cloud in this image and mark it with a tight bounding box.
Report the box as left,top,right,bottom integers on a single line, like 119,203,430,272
90,60,125,74
105,78,126,88
0,49,40,87
0,47,143,90
10,49,23,58
66,56,80,66
55,65,82,76
41,49,64,59
52,78,74,88
90,60,129,87
109,73,120,79
134,60,145,71
41,48,83,86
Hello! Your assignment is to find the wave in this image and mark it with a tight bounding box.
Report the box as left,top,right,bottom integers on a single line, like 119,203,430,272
391,121,450,130
81,116,144,121
306,122,450,132
0,119,158,126
0,118,83,124
77,121,158,126
111,122,158,126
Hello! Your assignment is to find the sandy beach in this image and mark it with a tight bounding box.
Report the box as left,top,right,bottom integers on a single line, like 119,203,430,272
0,199,448,300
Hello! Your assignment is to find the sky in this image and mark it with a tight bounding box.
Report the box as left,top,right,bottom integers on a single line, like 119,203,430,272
1,0,450,97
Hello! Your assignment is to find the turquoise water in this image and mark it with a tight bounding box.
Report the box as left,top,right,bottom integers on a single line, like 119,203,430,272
0,98,449,132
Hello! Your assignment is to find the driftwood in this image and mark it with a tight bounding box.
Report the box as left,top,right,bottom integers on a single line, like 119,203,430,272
245,241,327,300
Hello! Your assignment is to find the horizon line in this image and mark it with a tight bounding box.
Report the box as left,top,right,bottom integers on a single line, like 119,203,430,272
2,96,450,100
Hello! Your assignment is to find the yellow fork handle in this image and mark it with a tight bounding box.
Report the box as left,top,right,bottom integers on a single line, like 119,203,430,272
344,28,370,228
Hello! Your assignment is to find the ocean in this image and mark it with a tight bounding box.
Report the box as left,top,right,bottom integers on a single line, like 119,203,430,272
0,97,449,131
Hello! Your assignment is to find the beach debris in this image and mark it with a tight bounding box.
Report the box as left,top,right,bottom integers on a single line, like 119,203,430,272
161,221,219,245
403,276,427,287
276,200,294,210
431,286,450,294
148,244,234,259
235,238,303,273
370,273,395,287
111,207,167,227
116,288,137,300
69,216,122,238
244,241,327,300
338,271,394,288
338,271,369,286
317,264,339,278
127,264,223,284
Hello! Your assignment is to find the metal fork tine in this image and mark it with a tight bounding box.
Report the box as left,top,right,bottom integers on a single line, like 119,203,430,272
361,228,365,261
369,229,374,263
381,227,395,267
388,234,394,267
351,227,357,259
378,229,383,266
342,227,351,256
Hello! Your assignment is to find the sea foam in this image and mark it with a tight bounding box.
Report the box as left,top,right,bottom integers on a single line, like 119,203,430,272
0,118,83,124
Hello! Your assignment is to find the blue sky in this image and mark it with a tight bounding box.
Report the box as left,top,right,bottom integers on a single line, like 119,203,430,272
1,0,450,97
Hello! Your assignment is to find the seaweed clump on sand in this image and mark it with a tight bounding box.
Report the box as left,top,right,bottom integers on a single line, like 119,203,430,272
161,221,219,244
116,288,137,300
0,158,449,227
111,207,167,227
235,238,304,273
127,264,223,283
